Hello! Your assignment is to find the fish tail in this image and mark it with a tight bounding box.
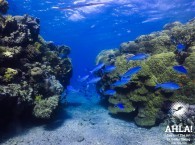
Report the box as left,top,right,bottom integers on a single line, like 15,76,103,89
155,84,161,89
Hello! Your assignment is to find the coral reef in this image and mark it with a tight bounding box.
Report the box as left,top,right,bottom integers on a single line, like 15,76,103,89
120,19,195,55
0,8,72,126
96,19,195,127
0,0,8,14
33,95,59,119
95,49,120,65
0,15,40,46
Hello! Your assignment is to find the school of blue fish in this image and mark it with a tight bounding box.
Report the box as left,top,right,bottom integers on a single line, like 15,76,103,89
64,44,188,110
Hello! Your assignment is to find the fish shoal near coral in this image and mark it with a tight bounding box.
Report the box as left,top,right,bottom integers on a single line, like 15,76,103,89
95,18,195,128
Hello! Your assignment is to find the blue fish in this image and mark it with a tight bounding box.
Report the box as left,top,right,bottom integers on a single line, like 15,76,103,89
78,75,90,82
90,63,105,74
67,85,79,93
120,76,132,81
87,77,101,84
127,53,149,61
103,65,116,73
115,103,125,109
176,43,185,52
104,89,116,96
173,65,188,74
111,79,130,87
155,82,180,90
121,66,141,78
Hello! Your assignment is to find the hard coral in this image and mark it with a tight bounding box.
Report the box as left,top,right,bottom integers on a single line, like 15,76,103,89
97,19,195,127
0,0,8,14
33,95,59,119
0,10,72,124
3,68,18,82
96,49,119,65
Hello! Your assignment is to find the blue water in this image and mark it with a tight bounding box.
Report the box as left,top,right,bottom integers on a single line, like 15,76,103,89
7,0,195,86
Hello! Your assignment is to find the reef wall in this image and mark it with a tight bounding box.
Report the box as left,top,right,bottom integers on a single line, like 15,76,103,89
96,19,195,127
0,0,8,14
0,0,72,126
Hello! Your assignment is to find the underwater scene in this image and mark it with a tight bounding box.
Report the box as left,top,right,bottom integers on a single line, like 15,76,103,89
0,0,195,145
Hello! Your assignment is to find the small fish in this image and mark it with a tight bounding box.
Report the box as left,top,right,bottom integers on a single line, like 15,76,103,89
78,75,90,82
121,66,141,78
120,76,132,81
87,77,101,84
111,79,130,87
103,65,116,73
155,82,180,90
90,63,105,74
103,89,116,96
127,53,149,61
173,65,188,74
67,85,79,93
176,43,185,52
115,103,125,109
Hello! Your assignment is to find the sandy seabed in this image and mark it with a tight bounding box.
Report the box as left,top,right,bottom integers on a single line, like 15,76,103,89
0,94,176,145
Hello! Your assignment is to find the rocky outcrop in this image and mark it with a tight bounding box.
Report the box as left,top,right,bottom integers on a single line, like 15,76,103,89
0,8,72,126
95,19,195,127
0,0,8,14
0,15,40,46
